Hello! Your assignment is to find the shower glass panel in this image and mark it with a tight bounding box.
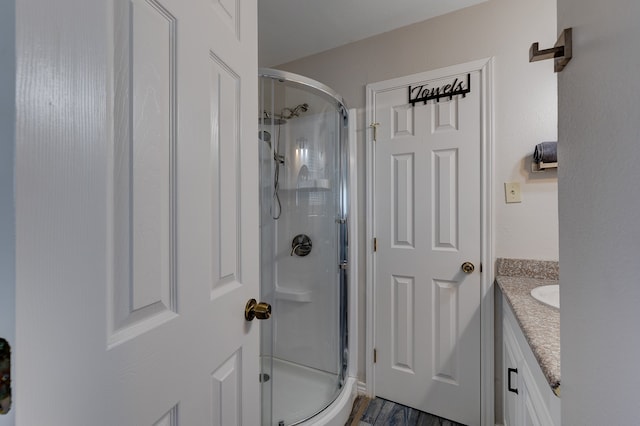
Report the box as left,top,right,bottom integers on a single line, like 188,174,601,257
259,69,348,426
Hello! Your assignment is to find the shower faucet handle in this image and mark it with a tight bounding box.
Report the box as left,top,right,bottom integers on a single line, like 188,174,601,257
245,299,272,321
290,234,312,257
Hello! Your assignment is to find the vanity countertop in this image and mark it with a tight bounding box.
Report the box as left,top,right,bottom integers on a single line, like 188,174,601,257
496,259,560,395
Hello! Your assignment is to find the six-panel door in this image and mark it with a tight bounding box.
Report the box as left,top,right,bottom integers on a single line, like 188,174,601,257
14,0,259,424
373,71,482,426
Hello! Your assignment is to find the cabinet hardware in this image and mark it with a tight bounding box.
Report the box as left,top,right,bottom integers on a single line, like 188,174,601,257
508,367,518,394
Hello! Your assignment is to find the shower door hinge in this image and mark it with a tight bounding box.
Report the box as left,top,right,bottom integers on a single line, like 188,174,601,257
373,348,377,363
480,263,483,273
336,218,346,224
339,261,349,270
373,238,377,252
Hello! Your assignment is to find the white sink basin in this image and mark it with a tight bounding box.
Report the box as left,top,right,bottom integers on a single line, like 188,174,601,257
530,284,560,309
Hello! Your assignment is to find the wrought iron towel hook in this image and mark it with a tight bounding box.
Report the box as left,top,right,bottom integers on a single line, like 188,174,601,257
529,28,572,72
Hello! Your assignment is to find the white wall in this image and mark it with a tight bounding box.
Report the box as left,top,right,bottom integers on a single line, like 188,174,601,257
0,0,15,423
558,0,640,424
276,0,559,381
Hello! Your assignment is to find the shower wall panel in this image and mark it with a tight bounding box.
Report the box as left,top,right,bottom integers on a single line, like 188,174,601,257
271,113,340,375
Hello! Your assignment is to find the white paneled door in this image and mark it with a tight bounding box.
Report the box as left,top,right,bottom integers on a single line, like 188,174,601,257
369,68,483,425
13,0,258,425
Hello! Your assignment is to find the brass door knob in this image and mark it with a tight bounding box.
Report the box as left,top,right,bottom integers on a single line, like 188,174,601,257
245,299,272,321
461,262,475,274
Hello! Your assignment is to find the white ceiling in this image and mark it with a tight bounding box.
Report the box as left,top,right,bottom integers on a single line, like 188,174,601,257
258,0,488,67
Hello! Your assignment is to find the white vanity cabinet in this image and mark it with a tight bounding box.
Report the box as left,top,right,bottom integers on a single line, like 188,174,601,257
502,295,561,426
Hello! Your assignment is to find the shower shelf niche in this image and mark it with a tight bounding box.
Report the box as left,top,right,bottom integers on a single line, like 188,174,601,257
274,286,313,303
281,179,331,191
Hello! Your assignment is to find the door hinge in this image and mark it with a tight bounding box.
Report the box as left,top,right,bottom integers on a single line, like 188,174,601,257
373,237,377,252
480,263,483,273
339,261,349,270
373,348,377,363
369,122,380,142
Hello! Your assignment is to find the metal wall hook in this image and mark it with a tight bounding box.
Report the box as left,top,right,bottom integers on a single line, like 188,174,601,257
529,28,573,72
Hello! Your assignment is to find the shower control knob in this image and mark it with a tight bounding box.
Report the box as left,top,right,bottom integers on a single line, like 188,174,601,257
461,262,475,274
245,299,272,321
291,234,312,257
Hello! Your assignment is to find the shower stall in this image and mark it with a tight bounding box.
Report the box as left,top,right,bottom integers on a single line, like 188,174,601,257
259,69,350,426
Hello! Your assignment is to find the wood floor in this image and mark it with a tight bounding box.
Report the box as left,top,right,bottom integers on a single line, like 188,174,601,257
345,396,465,426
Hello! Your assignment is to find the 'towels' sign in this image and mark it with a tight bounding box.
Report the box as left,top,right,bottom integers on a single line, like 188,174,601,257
408,74,471,106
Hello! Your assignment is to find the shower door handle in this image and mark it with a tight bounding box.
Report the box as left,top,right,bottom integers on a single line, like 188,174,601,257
245,299,272,321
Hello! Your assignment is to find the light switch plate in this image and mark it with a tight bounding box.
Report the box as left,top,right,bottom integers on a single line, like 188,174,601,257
505,182,522,203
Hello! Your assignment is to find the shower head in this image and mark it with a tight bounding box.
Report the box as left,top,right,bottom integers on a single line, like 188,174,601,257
258,130,271,143
281,103,310,119
258,130,285,164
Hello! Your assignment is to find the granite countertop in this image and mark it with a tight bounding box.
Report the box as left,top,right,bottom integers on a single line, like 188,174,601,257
495,259,560,395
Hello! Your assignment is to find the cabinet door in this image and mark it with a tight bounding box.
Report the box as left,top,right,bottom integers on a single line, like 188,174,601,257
503,324,520,426
502,295,559,426
522,382,543,426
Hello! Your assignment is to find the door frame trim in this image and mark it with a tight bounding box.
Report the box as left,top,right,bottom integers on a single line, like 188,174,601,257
364,57,495,425
348,108,359,378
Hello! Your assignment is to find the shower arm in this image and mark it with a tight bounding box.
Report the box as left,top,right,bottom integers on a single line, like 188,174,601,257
262,103,309,122
281,103,309,119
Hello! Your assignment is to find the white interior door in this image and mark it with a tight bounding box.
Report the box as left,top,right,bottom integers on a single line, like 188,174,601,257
0,2,15,422
370,68,482,425
13,0,258,424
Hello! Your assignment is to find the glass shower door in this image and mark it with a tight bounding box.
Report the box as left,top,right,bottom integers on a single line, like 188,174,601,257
258,70,348,426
